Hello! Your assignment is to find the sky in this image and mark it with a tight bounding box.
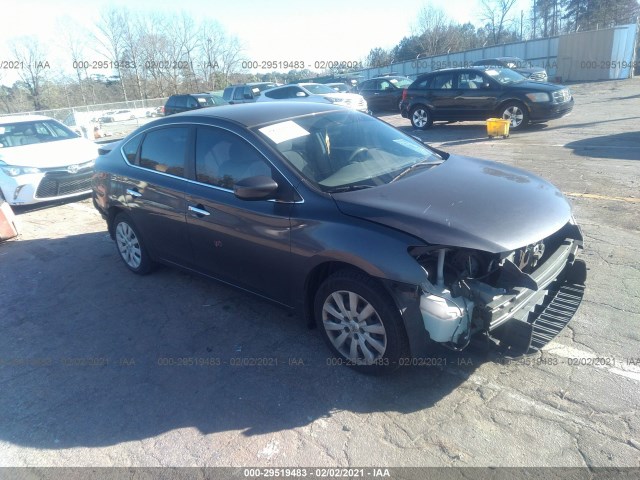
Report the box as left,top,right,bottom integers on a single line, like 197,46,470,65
0,0,532,86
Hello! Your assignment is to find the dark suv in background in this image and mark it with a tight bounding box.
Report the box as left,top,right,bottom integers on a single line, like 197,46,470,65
400,66,573,131
357,75,413,112
222,82,279,104
164,93,227,116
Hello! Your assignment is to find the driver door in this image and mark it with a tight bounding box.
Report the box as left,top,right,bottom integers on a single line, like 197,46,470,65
184,126,295,305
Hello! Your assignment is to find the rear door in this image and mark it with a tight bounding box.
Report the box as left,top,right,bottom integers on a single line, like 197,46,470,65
424,72,458,119
184,126,294,305
120,126,193,265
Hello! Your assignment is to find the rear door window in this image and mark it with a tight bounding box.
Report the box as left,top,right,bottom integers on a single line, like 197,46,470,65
122,134,143,163
138,127,189,177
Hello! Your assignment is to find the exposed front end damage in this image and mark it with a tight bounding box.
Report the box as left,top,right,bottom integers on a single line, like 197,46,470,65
410,221,586,355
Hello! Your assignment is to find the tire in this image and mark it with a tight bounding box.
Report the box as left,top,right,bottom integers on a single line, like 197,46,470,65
499,102,529,131
314,270,409,374
410,105,433,130
113,213,153,274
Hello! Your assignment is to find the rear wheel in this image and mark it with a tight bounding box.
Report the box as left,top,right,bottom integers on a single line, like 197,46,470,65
113,213,153,274
314,270,408,374
500,102,529,130
410,105,433,130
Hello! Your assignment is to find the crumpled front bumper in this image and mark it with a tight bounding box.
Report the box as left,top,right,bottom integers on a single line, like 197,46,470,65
482,235,586,354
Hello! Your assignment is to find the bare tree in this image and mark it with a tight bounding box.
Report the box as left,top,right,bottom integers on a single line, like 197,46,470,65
197,20,227,91
365,47,394,68
138,12,171,97
479,0,518,44
57,17,92,105
120,9,147,101
10,36,50,110
412,5,456,56
218,34,245,87
93,7,129,101
174,12,201,92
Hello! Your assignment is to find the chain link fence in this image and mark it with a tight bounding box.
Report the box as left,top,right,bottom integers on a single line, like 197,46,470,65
0,97,169,141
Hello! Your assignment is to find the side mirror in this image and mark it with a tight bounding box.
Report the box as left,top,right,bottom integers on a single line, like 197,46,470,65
295,91,307,97
482,82,491,89
234,176,279,201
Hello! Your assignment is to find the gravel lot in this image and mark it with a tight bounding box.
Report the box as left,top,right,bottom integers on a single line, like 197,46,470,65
1,78,639,471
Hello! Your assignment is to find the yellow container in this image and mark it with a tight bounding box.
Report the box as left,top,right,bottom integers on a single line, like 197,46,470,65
486,118,510,138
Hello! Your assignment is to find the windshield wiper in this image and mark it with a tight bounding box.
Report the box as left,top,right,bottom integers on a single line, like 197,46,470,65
390,160,440,183
327,184,373,193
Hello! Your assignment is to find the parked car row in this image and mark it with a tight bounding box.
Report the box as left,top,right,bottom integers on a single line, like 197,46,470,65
163,83,369,114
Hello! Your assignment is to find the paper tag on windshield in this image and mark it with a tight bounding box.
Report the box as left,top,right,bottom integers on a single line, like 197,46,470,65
259,121,310,144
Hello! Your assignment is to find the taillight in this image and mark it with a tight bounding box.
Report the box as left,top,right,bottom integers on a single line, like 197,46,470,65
402,89,407,101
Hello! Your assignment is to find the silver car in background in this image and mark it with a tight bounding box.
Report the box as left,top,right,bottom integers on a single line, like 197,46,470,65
258,83,369,113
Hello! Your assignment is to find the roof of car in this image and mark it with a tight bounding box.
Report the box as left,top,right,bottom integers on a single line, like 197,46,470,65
419,65,498,76
170,92,215,97
370,75,410,79
226,82,277,88
0,114,53,124
169,101,345,128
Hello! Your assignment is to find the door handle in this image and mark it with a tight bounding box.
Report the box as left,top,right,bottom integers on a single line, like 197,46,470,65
126,188,142,198
188,205,211,217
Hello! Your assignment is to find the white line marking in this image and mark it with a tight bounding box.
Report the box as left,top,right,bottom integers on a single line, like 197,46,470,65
543,341,640,382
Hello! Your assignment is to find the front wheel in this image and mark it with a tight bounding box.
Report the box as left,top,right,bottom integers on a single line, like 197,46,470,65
410,105,433,130
314,270,408,374
500,102,529,131
113,213,153,274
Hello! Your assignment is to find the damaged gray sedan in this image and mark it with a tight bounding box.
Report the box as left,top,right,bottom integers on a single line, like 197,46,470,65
92,102,586,373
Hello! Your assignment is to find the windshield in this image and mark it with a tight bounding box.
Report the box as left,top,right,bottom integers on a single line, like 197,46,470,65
390,77,412,88
0,120,77,148
256,111,442,192
303,84,337,95
484,68,526,85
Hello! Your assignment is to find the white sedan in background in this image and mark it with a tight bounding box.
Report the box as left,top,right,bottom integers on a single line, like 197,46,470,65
258,83,369,113
0,115,98,205
99,109,136,123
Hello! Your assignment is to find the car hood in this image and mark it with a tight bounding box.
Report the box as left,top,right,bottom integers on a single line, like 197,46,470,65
332,155,571,253
0,137,98,169
315,92,364,102
508,79,564,92
515,67,546,76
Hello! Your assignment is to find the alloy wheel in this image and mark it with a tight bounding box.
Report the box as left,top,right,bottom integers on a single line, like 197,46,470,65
322,290,387,364
116,221,142,269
